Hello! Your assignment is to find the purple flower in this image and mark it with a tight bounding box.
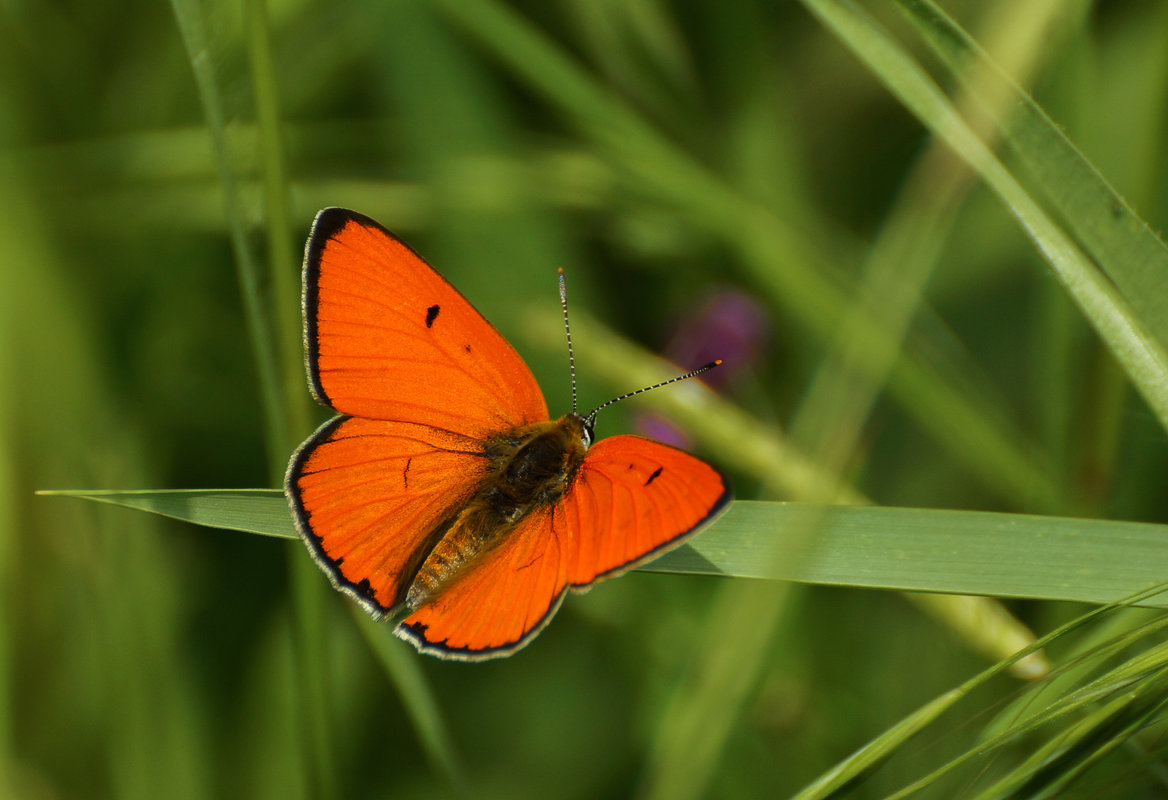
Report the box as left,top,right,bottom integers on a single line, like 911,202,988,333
635,288,769,444
663,289,769,387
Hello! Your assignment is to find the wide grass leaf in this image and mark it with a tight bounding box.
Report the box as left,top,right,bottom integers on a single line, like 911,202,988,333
40,490,1168,607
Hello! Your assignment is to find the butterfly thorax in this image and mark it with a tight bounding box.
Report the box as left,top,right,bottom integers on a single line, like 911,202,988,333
404,413,590,610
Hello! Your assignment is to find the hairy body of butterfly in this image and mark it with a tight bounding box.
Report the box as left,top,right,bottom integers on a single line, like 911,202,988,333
287,208,731,660
407,415,588,609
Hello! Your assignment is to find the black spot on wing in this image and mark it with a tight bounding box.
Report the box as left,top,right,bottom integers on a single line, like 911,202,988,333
426,304,440,328
464,344,472,353
403,457,412,490
644,466,664,487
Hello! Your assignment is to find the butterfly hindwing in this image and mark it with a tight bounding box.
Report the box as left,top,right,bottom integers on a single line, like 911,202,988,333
287,416,488,615
304,208,548,437
396,506,566,659
395,434,731,659
561,434,731,585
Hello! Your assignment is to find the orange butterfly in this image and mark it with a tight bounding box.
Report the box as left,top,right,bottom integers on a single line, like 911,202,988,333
285,208,732,660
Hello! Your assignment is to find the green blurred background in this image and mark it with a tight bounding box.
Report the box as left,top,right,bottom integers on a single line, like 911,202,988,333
4,1,1168,798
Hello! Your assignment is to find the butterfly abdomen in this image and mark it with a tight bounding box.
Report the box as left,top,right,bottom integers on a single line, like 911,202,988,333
404,414,589,609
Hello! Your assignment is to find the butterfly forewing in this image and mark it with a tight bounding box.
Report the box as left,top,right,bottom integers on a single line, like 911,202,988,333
291,208,550,616
305,208,548,437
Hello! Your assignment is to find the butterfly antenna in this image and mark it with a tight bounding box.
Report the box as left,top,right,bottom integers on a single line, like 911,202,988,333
559,269,579,414
585,360,722,427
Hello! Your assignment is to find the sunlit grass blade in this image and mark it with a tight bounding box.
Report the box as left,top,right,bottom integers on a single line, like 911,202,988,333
40,490,1168,607
800,0,1168,437
897,0,1168,356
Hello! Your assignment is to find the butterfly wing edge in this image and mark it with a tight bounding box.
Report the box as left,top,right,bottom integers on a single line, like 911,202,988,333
393,586,570,663
301,207,404,409
284,413,398,621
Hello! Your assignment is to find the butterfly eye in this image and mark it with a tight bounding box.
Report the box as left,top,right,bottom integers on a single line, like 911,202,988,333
581,418,595,449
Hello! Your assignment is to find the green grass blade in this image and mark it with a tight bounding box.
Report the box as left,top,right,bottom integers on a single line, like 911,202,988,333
349,610,469,798
168,0,291,468
898,0,1168,356
39,489,297,538
798,595,1168,799
885,637,1168,798
972,691,1168,799
801,0,1168,437
671,502,1168,608
41,490,1168,607
243,0,311,454
794,595,1081,799
168,2,345,795
792,688,965,800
